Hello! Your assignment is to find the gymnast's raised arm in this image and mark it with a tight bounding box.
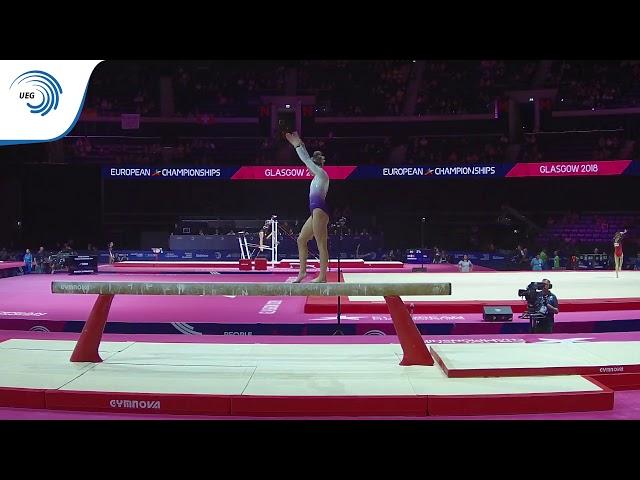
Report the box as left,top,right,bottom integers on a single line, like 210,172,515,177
285,132,325,176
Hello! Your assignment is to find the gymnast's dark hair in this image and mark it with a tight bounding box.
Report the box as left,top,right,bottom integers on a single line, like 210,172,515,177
312,150,325,166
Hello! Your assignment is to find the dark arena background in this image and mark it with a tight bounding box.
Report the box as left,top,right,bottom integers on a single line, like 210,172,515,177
1,59,640,419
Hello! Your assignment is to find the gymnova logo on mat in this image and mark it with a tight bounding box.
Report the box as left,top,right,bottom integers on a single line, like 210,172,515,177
0,60,102,145
10,71,62,116
599,366,624,373
109,399,161,409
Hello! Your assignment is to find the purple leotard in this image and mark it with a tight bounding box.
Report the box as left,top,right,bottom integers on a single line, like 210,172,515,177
295,144,330,216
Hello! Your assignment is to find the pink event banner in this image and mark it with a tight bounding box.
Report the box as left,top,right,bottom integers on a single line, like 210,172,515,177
505,160,632,178
231,166,357,180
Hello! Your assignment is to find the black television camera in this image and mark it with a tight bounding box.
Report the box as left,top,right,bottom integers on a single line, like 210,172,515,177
517,281,552,323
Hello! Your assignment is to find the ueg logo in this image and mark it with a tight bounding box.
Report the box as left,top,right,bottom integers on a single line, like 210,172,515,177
109,399,161,410
10,71,62,117
1,60,101,143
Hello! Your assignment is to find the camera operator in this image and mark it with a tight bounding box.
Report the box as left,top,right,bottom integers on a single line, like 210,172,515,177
533,278,559,333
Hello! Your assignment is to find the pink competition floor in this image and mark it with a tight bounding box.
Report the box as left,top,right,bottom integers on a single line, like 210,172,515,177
98,262,490,274
2,273,307,323
1,271,640,336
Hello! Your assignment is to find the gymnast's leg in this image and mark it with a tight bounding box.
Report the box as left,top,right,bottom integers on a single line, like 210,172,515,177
293,216,314,283
311,208,330,283
615,254,623,278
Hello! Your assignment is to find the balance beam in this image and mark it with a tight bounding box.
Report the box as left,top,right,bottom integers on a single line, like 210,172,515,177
52,281,450,297
51,281,452,366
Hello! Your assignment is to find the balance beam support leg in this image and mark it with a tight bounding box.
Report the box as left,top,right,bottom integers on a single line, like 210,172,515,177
70,294,114,363
384,295,433,366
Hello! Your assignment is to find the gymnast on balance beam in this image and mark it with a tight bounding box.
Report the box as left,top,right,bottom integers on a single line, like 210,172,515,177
285,131,330,283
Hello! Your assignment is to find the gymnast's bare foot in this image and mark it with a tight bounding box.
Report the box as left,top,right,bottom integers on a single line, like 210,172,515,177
292,272,308,283
311,276,327,283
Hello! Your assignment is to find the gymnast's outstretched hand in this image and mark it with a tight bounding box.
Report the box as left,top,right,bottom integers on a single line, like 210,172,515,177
285,132,303,148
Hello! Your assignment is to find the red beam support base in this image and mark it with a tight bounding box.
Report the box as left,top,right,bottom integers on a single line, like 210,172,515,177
384,295,433,366
70,294,114,363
